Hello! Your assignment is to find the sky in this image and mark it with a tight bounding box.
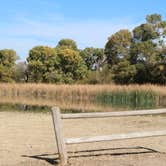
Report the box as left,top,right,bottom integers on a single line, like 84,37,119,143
0,0,166,61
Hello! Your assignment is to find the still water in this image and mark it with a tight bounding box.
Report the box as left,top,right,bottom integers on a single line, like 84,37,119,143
0,91,165,113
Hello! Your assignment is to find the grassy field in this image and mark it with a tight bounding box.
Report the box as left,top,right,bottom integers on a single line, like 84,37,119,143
0,83,165,111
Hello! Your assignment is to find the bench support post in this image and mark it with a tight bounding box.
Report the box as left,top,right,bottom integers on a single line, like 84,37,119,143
52,107,67,165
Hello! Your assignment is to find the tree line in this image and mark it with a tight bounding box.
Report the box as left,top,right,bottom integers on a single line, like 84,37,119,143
0,14,166,84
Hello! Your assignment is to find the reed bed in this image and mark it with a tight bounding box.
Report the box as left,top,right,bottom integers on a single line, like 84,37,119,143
0,83,165,111
0,83,166,97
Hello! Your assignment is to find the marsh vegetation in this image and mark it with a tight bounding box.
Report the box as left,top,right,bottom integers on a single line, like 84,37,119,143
0,83,165,112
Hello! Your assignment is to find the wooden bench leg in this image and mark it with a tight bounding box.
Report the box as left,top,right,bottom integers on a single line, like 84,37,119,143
52,107,68,165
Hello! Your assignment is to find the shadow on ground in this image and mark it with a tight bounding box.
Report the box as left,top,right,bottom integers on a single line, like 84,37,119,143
22,146,162,165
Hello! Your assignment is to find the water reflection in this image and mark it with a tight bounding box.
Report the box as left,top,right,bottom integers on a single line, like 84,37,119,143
0,92,165,113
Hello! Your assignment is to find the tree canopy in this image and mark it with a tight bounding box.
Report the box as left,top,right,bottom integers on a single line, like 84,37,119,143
56,39,78,50
105,29,132,65
0,49,18,82
80,47,105,70
0,13,166,84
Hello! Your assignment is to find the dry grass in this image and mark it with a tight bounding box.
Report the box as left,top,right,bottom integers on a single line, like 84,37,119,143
0,83,166,96
0,83,165,111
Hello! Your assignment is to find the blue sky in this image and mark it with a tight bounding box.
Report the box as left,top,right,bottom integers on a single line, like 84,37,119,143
0,0,166,60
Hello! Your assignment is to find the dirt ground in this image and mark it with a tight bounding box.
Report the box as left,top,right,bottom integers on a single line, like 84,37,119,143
1,111,166,166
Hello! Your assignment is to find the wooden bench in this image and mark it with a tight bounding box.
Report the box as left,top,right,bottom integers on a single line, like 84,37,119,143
51,107,166,165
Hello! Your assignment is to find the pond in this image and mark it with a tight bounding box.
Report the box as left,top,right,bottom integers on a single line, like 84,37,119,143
0,90,166,113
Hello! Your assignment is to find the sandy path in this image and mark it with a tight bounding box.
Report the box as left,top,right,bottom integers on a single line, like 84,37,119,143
1,111,166,166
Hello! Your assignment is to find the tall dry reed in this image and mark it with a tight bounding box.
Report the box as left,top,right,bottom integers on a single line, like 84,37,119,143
0,83,165,111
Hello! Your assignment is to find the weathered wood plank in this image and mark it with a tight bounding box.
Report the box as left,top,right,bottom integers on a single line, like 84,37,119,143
51,107,67,165
62,109,166,119
65,130,166,144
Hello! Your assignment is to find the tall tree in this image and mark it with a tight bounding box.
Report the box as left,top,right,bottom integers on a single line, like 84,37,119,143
56,39,78,50
146,14,162,25
133,24,158,42
130,41,162,64
112,59,136,84
131,14,166,84
27,45,87,83
105,29,132,65
27,46,60,83
133,14,166,45
57,48,88,83
80,47,105,70
0,49,18,82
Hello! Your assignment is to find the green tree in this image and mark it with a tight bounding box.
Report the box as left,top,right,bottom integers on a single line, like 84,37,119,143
146,14,162,24
130,41,162,64
105,29,132,65
0,49,18,82
112,60,136,84
131,14,166,84
82,65,112,84
27,45,88,83
80,47,105,70
150,63,166,84
57,49,87,83
56,39,78,50
27,46,60,83
133,14,166,45
133,24,158,42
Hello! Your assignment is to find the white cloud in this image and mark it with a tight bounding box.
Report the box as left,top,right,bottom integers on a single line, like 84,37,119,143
0,16,138,60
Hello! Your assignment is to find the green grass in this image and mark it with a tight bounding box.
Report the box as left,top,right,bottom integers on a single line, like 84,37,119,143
96,90,158,110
